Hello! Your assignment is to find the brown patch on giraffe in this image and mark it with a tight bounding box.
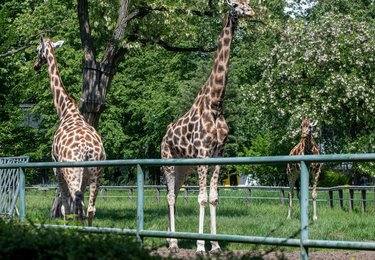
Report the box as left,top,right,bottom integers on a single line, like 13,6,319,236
217,64,225,73
218,52,224,61
175,127,181,136
215,75,224,84
223,37,231,46
50,63,56,74
65,137,74,147
193,140,202,148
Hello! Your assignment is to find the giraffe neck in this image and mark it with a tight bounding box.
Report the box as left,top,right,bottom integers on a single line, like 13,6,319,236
302,133,314,155
45,44,79,120
198,13,237,112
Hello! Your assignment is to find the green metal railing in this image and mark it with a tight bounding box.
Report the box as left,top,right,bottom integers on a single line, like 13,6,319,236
0,156,29,218
2,154,375,259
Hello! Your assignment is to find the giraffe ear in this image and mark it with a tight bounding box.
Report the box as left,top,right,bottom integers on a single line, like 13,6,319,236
52,41,64,49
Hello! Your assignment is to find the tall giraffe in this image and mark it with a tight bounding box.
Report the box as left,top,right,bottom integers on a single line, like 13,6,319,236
161,1,254,254
33,38,106,226
286,117,321,222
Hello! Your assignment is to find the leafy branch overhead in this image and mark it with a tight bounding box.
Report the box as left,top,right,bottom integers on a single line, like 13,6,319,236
3,0,375,186
0,29,54,58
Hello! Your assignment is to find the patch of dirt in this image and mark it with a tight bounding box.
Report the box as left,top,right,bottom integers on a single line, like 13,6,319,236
150,247,375,259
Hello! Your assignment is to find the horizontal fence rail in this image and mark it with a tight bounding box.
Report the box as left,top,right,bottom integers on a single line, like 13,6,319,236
2,154,375,259
26,184,375,214
2,153,375,169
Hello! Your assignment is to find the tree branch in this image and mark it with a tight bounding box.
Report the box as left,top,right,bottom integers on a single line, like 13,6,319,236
77,0,96,60
156,39,216,52
128,34,216,53
102,0,130,64
0,29,54,58
124,3,216,25
102,1,218,63
0,43,31,58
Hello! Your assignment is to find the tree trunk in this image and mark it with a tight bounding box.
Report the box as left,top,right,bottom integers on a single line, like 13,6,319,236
79,60,116,128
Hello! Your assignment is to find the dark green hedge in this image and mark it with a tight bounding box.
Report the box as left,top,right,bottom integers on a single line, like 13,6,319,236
0,219,159,259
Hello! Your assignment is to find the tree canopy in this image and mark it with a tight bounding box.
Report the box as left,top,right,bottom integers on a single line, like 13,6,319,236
1,0,375,185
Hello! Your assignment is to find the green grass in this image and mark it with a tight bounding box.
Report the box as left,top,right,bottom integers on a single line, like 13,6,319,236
24,188,375,252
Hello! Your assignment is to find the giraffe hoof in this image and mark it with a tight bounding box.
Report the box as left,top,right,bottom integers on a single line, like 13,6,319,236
209,247,221,256
168,246,179,253
195,250,207,257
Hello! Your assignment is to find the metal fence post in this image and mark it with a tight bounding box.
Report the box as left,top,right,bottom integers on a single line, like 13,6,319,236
136,164,144,247
361,189,366,214
338,189,344,209
280,189,285,206
19,167,25,221
156,187,160,204
300,161,309,260
329,190,333,208
349,189,354,212
129,188,133,202
184,187,188,205
246,189,252,206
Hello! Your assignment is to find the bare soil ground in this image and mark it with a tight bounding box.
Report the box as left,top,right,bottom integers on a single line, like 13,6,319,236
150,247,375,259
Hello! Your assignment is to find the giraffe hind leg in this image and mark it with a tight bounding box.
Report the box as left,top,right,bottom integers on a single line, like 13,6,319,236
209,165,221,255
197,164,209,254
87,168,102,226
74,191,84,222
287,169,298,220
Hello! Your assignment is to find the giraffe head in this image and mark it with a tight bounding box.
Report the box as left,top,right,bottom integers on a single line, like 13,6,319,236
34,38,64,71
301,117,318,138
227,0,255,17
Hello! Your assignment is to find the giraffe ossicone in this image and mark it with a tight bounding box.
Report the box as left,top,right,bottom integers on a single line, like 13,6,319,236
52,40,64,49
286,117,322,222
161,0,254,254
34,37,106,226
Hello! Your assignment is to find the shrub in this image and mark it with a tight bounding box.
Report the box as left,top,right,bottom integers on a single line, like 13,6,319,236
319,170,350,187
0,219,159,259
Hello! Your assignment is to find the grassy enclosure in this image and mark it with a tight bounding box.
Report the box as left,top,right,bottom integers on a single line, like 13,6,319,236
24,187,375,252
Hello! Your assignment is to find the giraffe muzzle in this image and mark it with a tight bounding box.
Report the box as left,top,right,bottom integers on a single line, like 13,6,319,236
33,61,42,72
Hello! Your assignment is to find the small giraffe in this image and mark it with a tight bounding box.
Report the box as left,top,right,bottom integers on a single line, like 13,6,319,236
286,117,321,222
33,38,106,226
161,1,254,254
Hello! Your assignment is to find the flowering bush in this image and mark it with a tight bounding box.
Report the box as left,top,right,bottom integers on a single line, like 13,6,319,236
244,13,375,154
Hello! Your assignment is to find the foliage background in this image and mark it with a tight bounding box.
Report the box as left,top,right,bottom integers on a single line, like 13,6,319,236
1,0,375,185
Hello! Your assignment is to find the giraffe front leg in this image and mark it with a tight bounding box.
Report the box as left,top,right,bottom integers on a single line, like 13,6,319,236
209,165,221,255
287,169,296,220
197,165,208,254
311,165,321,222
164,165,178,252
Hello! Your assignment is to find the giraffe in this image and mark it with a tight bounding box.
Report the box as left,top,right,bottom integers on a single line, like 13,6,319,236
33,38,106,226
161,1,254,254
286,117,321,222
